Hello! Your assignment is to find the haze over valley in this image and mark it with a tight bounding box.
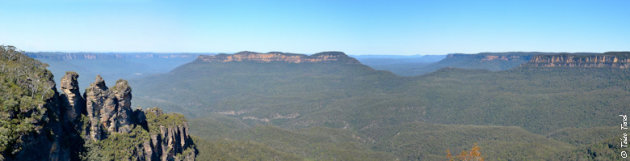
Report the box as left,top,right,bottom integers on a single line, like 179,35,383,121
11,49,627,160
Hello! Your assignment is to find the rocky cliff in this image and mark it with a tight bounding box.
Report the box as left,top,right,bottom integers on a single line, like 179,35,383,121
83,75,137,140
0,45,196,161
65,73,197,161
143,108,195,161
527,52,630,68
197,51,360,64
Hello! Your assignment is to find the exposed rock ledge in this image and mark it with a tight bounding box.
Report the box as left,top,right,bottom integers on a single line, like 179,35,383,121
197,51,360,64
527,52,630,68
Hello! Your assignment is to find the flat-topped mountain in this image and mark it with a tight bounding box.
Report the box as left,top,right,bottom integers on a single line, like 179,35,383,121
197,51,360,64
131,49,630,160
527,52,630,68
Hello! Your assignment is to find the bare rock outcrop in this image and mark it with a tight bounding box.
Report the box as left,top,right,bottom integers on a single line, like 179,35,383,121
527,52,630,68
143,108,196,161
197,51,360,64
59,71,85,123
80,75,196,160
111,79,135,133
82,75,138,140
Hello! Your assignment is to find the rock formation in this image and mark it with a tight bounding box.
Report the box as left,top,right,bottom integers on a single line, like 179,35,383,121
16,73,195,161
197,51,360,64
2,47,195,161
143,108,195,161
59,71,84,123
527,52,630,68
78,74,196,160
83,76,137,140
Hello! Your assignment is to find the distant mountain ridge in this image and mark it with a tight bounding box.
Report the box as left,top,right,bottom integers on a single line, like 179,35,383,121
197,51,360,64
131,49,630,160
352,54,446,76
386,52,611,76
26,52,202,90
26,52,201,60
526,52,630,68
17,49,630,160
446,52,540,61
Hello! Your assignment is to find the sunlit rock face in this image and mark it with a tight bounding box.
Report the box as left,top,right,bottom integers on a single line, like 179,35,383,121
144,108,195,161
197,51,360,64
60,71,84,123
528,52,630,68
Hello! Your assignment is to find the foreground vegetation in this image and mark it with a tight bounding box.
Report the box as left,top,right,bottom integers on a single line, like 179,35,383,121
0,46,56,157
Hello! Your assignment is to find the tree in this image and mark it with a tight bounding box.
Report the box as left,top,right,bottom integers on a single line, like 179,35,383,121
470,143,483,161
446,143,484,161
446,149,453,161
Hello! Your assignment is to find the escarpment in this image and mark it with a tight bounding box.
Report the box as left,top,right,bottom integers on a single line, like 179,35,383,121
527,52,630,68
197,51,360,64
1,47,197,161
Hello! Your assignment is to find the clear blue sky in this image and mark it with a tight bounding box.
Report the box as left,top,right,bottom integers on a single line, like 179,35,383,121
0,0,628,55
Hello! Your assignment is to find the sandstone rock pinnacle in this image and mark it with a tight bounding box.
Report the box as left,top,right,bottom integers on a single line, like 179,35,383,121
60,71,84,123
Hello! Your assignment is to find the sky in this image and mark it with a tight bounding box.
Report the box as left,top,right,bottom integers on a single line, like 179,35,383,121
0,0,629,55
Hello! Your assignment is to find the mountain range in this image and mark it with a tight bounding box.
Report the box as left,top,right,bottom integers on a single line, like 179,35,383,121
130,51,628,160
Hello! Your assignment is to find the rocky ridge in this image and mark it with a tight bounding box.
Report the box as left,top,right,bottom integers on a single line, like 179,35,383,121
527,52,630,68
197,51,360,64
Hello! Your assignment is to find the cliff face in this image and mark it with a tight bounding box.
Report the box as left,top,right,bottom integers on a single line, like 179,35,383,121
143,108,195,161
197,51,360,64
60,72,85,124
527,52,630,68
417,52,541,73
